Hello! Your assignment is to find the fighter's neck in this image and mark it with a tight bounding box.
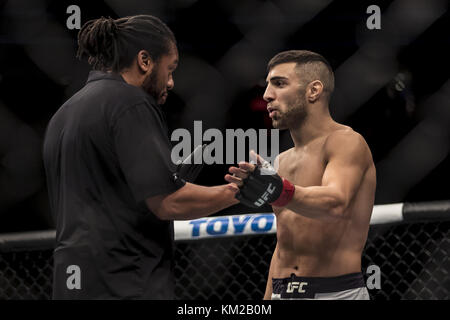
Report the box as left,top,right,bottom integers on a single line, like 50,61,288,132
289,111,336,148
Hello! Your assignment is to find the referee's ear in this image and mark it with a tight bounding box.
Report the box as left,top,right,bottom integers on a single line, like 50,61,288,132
137,50,154,75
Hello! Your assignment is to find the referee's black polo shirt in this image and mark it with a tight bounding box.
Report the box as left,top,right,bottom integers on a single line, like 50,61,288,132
43,71,182,299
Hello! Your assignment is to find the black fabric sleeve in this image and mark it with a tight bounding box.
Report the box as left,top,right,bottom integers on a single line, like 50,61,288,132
112,102,182,203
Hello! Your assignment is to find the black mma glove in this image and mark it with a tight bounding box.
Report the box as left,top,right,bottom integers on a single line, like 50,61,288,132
236,159,295,208
173,144,208,187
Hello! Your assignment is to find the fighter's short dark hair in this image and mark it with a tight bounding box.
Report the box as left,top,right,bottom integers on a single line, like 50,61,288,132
267,50,335,100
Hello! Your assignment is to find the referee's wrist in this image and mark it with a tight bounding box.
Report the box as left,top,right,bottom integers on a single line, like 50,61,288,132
224,184,240,204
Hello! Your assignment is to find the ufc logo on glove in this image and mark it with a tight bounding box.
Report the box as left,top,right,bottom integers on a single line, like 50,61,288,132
254,183,276,207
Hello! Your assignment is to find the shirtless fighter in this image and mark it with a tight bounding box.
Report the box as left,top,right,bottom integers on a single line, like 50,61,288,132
225,50,376,300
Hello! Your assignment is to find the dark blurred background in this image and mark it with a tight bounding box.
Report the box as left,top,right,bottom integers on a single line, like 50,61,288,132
0,0,449,232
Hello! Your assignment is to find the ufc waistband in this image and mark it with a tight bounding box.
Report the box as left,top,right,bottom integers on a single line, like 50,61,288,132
272,272,368,299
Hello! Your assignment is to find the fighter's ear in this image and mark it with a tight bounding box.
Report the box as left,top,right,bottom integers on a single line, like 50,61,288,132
307,80,324,103
137,50,154,74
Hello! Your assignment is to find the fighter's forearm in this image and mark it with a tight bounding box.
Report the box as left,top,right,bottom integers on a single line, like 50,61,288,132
283,185,347,221
151,183,239,220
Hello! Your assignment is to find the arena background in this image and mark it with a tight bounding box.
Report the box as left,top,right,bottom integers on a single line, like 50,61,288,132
0,0,449,300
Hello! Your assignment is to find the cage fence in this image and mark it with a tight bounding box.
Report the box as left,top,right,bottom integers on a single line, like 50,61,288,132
0,201,449,300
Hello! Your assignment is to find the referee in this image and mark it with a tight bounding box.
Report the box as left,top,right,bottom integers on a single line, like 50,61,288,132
43,15,239,299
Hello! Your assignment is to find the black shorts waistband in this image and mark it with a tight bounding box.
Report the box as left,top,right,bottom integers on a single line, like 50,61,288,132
272,272,365,299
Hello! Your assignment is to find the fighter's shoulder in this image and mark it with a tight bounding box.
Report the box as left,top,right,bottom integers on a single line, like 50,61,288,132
324,126,371,159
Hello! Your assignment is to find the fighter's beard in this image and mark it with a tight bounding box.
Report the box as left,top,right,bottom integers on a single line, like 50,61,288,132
272,100,307,130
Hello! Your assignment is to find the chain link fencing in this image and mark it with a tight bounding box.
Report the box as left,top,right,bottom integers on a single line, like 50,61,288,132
0,219,448,300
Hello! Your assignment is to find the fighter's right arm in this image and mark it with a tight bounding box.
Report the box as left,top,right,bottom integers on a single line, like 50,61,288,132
145,182,239,220
263,244,279,300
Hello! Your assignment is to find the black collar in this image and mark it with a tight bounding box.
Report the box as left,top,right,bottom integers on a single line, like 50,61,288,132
85,70,159,107
86,70,126,84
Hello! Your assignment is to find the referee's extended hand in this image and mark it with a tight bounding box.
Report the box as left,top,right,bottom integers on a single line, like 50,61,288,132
224,150,260,187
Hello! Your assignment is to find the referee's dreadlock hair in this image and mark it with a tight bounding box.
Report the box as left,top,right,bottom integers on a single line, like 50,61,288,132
77,15,176,72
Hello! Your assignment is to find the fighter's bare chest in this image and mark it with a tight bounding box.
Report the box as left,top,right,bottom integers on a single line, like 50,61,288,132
278,147,327,187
